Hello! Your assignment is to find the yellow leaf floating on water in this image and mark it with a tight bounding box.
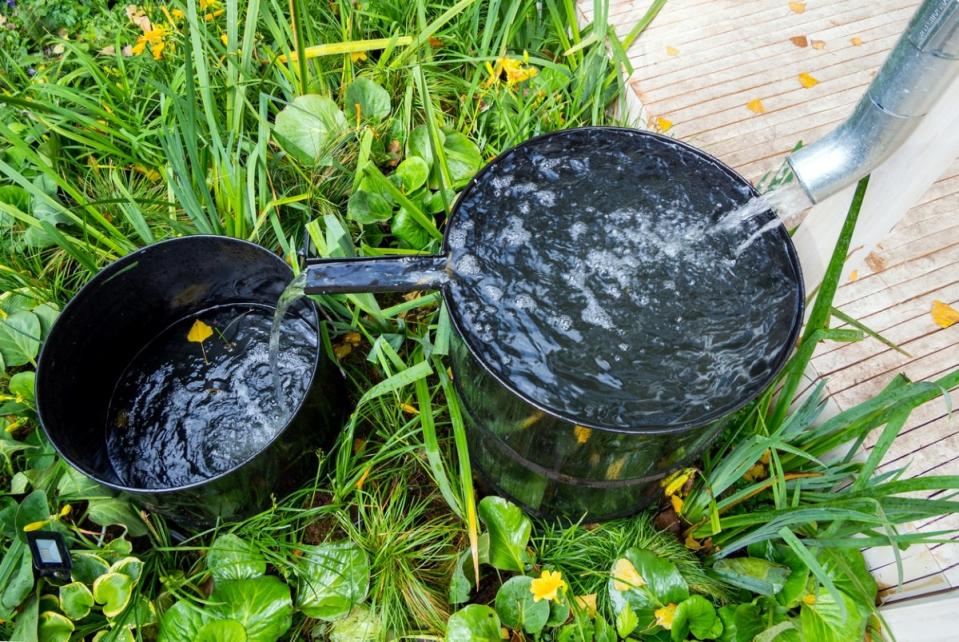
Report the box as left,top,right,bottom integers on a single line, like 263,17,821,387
665,45,679,57
187,319,213,343
798,72,820,88
746,98,766,114
612,558,646,592
931,300,959,328
788,2,806,13
655,116,673,133
574,425,592,444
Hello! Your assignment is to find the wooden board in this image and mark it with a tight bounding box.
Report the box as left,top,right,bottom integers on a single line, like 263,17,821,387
578,0,959,604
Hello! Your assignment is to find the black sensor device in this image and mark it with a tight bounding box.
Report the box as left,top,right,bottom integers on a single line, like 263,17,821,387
25,531,72,583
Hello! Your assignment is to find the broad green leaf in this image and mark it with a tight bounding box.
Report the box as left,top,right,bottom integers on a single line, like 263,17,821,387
711,558,791,596
15,489,50,538
210,577,292,642
0,310,41,367
85,497,148,537
295,542,369,621
391,207,433,250
0,185,30,212
38,611,74,642
110,557,144,585
616,548,689,607
92,572,133,618
446,604,502,642
478,496,531,572
9,371,35,405
799,589,864,642
57,467,109,498
547,600,570,627
159,601,207,642
442,133,483,188
754,621,800,642
718,603,764,642
196,620,248,642
406,125,436,169
494,575,550,634
92,627,135,642
615,601,638,638
1,547,34,619
125,595,157,628
273,95,348,165
449,548,473,604
207,534,266,582
816,548,877,610
328,605,382,642
344,78,391,121
70,552,110,584
32,303,58,339
347,190,393,224
394,157,430,193
672,595,717,641
59,582,94,619
10,593,39,642
593,614,616,642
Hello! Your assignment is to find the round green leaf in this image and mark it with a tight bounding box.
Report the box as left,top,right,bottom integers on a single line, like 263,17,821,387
9,371,35,405
92,572,133,618
210,576,293,642
0,310,41,367
158,601,208,642
391,207,433,250
799,589,864,642
38,611,74,642
394,157,430,193
816,548,877,609
197,619,248,642
1,549,34,620
446,604,502,642
295,542,370,621
442,133,483,187
93,627,135,642
109,557,144,585
329,605,382,642
405,125,436,169
478,496,532,573
717,603,764,642
712,558,791,596
207,534,266,582
672,595,717,641
344,78,391,121
70,552,110,585
32,303,58,339
85,497,148,538
15,489,50,538
347,190,393,224
273,95,348,165
494,576,549,634
59,582,94,620
608,548,688,621
547,599,570,627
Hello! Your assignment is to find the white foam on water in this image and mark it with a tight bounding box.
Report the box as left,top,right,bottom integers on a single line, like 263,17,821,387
504,217,531,245
456,254,481,276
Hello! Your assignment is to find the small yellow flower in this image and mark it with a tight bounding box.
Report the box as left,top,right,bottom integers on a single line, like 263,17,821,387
59,504,72,518
350,51,368,62
655,603,678,629
612,558,645,592
530,570,566,603
743,463,766,482
132,25,169,61
484,55,538,88
23,520,49,532
172,9,185,20
220,34,228,46
803,593,817,605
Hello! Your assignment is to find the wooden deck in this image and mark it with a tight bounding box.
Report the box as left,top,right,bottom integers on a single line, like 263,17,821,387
580,0,959,602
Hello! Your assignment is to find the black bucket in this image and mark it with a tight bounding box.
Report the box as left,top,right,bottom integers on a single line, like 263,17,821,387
302,127,804,521
36,236,346,528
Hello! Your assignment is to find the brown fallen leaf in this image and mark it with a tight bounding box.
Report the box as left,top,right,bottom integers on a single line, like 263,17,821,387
931,300,959,328
747,98,766,114
789,1,806,13
665,45,679,56
811,39,825,49
125,4,153,33
851,36,864,46
655,116,673,132
790,35,808,47
798,72,820,88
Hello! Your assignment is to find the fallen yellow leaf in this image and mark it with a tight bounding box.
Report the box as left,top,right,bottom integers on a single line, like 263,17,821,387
187,319,213,343
356,466,371,490
798,72,819,88
612,558,646,592
788,1,806,13
670,494,684,514
575,594,598,617
931,300,959,328
655,116,673,133
789,35,808,47
661,467,695,497
665,45,679,56
400,403,419,415
746,98,766,114
851,36,863,46
811,39,825,49
743,463,767,482
684,532,703,550
848,270,859,282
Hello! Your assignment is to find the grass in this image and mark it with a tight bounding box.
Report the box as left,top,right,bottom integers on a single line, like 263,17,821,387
1,1,958,640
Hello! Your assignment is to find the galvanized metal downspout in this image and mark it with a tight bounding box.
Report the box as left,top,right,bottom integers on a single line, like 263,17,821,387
787,0,959,203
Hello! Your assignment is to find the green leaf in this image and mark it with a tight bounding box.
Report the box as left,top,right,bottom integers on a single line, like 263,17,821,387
593,614,616,642
619,548,689,607
85,497,147,538
210,577,292,642
92,572,133,618
394,157,430,193
273,95,348,165
711,558,791,596
718,603,764,642
196,620,248,642
344,78,391,121
70,552,110,584
547,600,570,627
615,601,638,638
816,548,877,610
449,548,473,604
15,489,50,537
672,595,718,641
406,125,436,169
494,575,550,634
478,496,531,572
32,303,58,339
207,534,266,582
391,207,433,250
158,601,207,642
328,605,382,642
799,589,864,642
347,190,393,224
109,557,144,585
11,594,39,642
295,542,369,621
1,547,34,619
0,185,30,212
38,611,74,642
754,621,800,642
0,310,41,367
59,582,94,620
442,133,483,188
9,371,35,405
446,604,502,642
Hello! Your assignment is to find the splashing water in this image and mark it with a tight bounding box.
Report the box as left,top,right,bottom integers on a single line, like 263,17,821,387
269,272,308,414
715,182,812,235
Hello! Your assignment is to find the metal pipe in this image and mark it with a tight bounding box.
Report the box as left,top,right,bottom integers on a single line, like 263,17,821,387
787,0,959,203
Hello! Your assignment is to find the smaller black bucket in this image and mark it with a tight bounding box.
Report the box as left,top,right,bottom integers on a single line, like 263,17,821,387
36,236,345,528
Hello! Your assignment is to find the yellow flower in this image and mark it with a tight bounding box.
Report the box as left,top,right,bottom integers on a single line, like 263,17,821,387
530,570,566,603
350,51,368,62
220,34,229,46
661,468,695,497
612,558,645,592
132,25,169,60
172,9,185,20
23,520,49,532
803,593,817,605
743,463,766,482
484,54,538,88
655,603,678,629
59,504,72,518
